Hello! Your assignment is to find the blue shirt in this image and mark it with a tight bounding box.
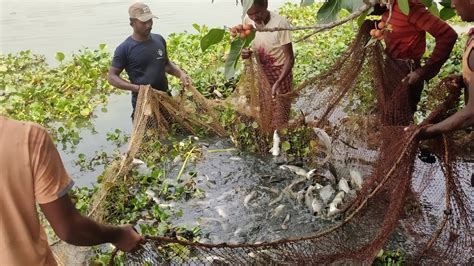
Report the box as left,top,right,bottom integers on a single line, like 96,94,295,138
112,33,169,109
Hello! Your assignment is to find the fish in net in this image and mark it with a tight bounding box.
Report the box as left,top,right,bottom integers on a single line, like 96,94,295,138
76,20,472,265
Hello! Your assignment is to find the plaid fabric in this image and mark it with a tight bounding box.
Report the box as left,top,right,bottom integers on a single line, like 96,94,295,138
260,63,293,130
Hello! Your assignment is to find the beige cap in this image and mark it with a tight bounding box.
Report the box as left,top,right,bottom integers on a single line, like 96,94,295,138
129,2,158,22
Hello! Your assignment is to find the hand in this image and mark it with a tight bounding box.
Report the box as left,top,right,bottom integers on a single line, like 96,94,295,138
404,124,435,140
131,84,140,93
271,80,282,98
180,73,192,87
241,48,252,60
112,225,144,252
402,70,422,87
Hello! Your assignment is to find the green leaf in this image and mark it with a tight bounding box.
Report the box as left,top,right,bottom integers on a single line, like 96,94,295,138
242,0,254,20
192,23,200,33
300,0,314,7
439,7,456,20
317,0,342,23
398,0,410,16
439,0,451,8
420,0,433,7
99,43,106,50
341,0,364,13
281,141,291,152
225,38,244,79
428,3,439,17
200,28,225,52
242,31,256,48
80,107,91,117
55,52,65,62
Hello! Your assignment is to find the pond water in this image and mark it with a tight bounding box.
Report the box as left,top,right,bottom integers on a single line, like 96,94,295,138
0,0,299,186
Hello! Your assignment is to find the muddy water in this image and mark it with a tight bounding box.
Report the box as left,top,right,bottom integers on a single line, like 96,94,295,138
137,138,367,244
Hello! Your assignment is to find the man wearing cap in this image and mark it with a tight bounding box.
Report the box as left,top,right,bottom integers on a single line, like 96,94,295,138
108,2,192,118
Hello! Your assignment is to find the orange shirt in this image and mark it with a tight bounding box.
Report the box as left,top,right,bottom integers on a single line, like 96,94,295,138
0,116,73,266
382,1,457,80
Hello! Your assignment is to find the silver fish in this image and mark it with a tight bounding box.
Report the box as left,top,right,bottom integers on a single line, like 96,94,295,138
312,198,323,215
296,190,305,203
268,193,284,206
281,214,290,230
305,185,317,211
280,165,317,179
215,206,228,219
319,185,335,204
338,177,350,193
350,169,363,190
313,127,332,164
327,202,341,217
229,156,242,161
272,204,285,217
132,158,145,166
244,191,257,208
145,189,156,198
269,130,280,157
327,191,345,217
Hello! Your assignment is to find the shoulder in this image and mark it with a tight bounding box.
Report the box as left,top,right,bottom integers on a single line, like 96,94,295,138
0,117,48,142
270,11,290,27
115,37,134,52
151,33,166,44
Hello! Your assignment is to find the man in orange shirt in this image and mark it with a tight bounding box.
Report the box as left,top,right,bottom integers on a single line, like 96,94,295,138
378,0,457,121
0,116,142,265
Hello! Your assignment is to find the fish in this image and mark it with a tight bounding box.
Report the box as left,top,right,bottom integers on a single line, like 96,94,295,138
350,169,364,190
269,130,281,157
280,165,317,179
327,202,341,217
319,185,335,204
132,158,145,166
233,227,243,237
268,193,284,206
283,177,307,198
145,189,156,198
338,177,350,193
305,185,317,211
296,189,305,203
281,214,290,230
204,255,228,264
272,204,285,217
327,192,345,217
229,156,242,161
244,191,258,208
213,89,223,98
215,206,228,219
313,127,332,164
311,198,323,215
259,186,279,195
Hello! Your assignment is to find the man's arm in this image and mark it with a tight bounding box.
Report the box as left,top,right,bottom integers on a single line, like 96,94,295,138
409,6,458,83
165,61,192,86
423,73,474,137
272,43,295,97
40,195,142,252
108,67,140,93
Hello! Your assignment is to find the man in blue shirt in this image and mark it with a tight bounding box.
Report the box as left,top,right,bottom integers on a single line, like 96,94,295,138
108,2,192,118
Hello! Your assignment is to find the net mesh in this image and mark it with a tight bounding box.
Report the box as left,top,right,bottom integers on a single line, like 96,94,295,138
69,20,472,265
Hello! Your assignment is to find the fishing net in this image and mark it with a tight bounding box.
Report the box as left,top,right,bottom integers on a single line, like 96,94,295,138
75,20,472,265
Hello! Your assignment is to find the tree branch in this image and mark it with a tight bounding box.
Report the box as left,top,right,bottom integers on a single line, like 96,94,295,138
254,2,375,43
